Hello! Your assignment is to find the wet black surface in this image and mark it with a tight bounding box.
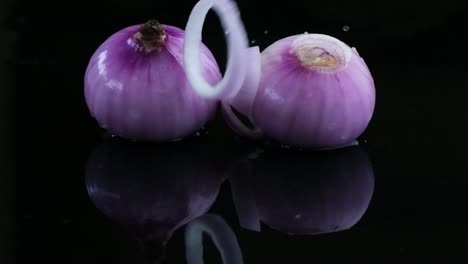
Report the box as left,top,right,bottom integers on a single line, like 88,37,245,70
3,0,468,263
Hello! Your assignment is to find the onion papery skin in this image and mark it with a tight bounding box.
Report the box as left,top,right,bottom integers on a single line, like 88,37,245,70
85,24,221,141
253,34,375,149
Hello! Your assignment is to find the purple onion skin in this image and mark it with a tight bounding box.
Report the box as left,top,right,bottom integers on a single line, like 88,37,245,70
253,35,375,149
84,24,221,141
251,146,374,235
85,137,226,242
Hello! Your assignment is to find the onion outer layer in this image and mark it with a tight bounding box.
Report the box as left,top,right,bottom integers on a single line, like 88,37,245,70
252,34,376,149
84,24,220,141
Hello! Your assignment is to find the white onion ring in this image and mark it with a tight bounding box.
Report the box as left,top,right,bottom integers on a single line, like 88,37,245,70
221,46,263,138
184,0,249,99
185,214,243,264
221,103,263,138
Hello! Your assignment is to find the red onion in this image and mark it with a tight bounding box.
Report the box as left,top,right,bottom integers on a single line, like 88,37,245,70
252,34,376,149
184,0,375,148
85,20,221,141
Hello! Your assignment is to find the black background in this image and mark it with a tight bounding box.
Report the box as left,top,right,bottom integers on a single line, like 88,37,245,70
2,0,468,263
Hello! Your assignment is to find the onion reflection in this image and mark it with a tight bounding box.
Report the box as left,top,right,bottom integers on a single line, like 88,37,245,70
185,214,243,264
85,137,226,261
231,145,375,235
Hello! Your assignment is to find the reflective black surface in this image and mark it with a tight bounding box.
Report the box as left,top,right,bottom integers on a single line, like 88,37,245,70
4,0,468,263
84,139,378,264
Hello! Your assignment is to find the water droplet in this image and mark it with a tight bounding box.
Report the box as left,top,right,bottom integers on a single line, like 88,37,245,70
352,47,360,55
224,30,229,35
264,30,269,34
304,31,308,34
342,25,350,32
250,39,256,44
295,214,302,219
195,132,201,136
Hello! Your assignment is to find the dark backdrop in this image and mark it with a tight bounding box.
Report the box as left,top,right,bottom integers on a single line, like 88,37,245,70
2,0,468,263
